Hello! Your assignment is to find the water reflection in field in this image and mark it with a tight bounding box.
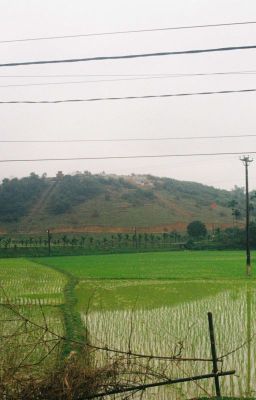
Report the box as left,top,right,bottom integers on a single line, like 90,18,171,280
80,281,256,399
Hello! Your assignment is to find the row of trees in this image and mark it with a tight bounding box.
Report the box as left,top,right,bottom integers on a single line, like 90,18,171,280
0,220,254,252
186,220,256,249
0,231,184,250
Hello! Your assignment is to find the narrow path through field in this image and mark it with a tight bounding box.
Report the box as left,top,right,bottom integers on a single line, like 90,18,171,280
33,258,86,356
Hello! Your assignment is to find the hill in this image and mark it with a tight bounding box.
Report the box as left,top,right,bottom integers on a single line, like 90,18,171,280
0,172,247,234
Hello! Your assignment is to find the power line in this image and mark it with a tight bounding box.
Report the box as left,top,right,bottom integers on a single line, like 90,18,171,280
2,134,256,143
0,151,255,163
2,21,256,43
2,70,256,88
1,70,256,78
1,87,256,104
2,44,256,68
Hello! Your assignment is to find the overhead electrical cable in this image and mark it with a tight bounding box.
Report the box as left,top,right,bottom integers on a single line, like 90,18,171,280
1,87,256,103
0,151,255,163
1,20,256,43
2,44,256,68
2,134,256,143
2,70,256,88
1,70,256,78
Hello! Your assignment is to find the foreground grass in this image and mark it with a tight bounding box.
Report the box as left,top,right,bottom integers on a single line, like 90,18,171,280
38,250,254,280
0,253,255,399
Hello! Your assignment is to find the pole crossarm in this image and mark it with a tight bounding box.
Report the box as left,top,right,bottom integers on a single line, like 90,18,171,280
240,155,253,166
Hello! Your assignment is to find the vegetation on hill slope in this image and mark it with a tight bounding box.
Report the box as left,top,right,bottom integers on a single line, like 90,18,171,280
0,173,46,223
0,172,250,232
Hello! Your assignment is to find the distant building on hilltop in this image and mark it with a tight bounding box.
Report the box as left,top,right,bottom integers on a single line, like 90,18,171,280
56,171,64,179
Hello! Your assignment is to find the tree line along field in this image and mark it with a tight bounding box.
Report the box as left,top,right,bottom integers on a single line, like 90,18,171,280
0,251,254,399
0,224,254,258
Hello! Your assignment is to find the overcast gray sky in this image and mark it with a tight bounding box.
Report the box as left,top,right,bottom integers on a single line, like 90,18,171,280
1,0,256,190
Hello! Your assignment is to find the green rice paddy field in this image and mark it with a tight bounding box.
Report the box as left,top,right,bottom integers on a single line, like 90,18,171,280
39,250,254,280
0,250,255,399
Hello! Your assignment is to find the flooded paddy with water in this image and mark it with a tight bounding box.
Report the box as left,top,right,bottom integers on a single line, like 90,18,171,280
78,279,256,399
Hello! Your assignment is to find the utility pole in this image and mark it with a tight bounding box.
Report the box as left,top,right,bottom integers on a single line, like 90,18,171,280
240,156,253,275
134,226,138,249
46,229,51,256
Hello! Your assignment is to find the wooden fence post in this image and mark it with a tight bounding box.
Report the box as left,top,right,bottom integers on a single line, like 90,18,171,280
208,311,221,397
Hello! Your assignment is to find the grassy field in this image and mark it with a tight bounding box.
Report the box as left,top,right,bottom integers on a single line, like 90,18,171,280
38,250,254,280
0,258,66,391
0,258,67,305
0,251,255,399
74,278,252,311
